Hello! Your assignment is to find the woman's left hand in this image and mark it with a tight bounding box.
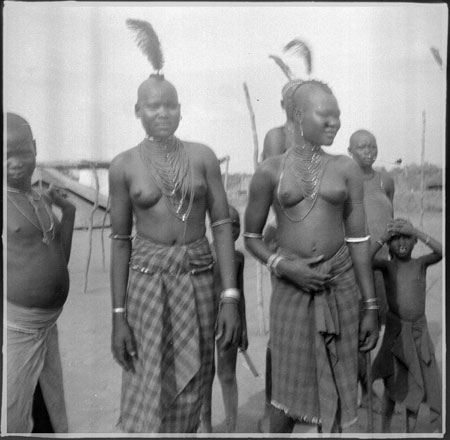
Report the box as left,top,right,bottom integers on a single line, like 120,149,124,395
359,309,379,352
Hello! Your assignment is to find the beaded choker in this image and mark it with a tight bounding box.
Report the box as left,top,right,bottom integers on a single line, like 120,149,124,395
139,136,193,222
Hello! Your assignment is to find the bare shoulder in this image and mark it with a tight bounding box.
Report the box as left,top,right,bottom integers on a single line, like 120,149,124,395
183,140,218,165
327,153,360,176
109,146,139,181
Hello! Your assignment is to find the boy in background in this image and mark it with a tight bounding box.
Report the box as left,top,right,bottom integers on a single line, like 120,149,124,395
371,218,442,433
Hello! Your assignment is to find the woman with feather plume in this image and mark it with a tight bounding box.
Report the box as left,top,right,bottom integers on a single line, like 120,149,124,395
108,20,241,433
244,67,379,431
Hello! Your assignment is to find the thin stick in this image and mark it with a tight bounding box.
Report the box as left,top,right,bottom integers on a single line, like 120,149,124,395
243,82,266,335
366,351,373,432
84,165,100,293
243,83,260,170
419,110,426,254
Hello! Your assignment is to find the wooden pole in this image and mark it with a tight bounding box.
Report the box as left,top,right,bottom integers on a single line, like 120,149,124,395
243,82,267,335
84,165,100,293
419,110,426,254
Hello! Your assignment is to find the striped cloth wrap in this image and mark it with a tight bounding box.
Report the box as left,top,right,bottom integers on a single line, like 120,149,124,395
270,243,360,433
117,234,216,433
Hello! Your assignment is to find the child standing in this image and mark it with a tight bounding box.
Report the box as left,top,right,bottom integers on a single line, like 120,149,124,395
6,112,76,432
200,205,248,433
371,218,442,433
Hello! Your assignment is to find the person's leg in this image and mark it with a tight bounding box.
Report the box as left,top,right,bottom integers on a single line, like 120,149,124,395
381,390,395,433
217,345,238,432
199,350,215,433
7,327,46,433
31,382,54,433
258,344,272,432
269,405,295,433
406,409,418,433
38,325,68,433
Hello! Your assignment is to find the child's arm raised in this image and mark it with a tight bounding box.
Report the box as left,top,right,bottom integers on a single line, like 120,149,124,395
370,227,391,271
395,221,442,265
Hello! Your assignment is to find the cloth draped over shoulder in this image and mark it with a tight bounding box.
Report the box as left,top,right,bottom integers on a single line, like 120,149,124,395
270,244,359,433
118,235,216,433
372,311,441,424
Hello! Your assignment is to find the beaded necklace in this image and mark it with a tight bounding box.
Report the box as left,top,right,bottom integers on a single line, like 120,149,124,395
277,144,329,222
7,188,55,244
139,135,194,222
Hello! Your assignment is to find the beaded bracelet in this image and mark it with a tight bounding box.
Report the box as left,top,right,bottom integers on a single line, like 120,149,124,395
243,232,264,239
211,218,232,228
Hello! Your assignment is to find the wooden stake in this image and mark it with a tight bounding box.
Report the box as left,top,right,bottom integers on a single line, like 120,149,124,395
366,351,373,432
419,110,426,254
84,165,100,293
243,82,266,335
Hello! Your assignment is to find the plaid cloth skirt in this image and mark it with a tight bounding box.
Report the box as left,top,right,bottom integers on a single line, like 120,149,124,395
117,235,216,433
372,311,441,424
270,244,359,432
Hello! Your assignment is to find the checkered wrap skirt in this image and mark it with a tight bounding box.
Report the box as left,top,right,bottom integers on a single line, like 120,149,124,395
372,311,441,424
270,244,359,433
117,235,216,433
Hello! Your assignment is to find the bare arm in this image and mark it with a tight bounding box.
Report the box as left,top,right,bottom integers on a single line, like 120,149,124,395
204,147,240,351
343,159,378,351
109,154,136,372
383,172,395,204
236,254,248,350
46,185,76,263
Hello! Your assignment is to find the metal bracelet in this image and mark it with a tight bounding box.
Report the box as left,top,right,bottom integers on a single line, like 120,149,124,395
109,233,133,241
243,232,264,239
211,218,232,228
220,288,241,301
112,307,126,313
345,235,371,243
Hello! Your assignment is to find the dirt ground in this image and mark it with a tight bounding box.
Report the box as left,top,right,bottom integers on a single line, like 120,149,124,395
57,210,443,435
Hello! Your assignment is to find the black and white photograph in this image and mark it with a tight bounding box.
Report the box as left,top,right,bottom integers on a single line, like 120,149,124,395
3,1,446,436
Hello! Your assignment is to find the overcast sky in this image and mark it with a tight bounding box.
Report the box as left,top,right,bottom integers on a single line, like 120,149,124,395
4,2,447,174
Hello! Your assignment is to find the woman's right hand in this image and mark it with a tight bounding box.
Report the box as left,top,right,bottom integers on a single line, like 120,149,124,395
278,255,331,293
112,316,137,373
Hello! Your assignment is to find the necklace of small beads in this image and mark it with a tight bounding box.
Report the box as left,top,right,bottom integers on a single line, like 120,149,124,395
139,136,194,222
277,144,329,223
7,188,55,244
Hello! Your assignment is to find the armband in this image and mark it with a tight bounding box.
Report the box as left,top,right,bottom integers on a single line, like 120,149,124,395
211,218,232,228
112,307,126,313
109,233,133,241
243,232,264,239
345,235,370,243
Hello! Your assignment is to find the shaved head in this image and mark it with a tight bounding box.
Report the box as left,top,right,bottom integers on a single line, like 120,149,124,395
292,81,334,113
7,113,34,150
136,76,178,106
349,129,376,150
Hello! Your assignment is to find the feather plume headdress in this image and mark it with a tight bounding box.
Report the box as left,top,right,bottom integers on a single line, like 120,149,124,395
126,18,165,77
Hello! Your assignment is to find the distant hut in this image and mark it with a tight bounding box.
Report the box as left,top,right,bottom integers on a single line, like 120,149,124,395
32,167,110,230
